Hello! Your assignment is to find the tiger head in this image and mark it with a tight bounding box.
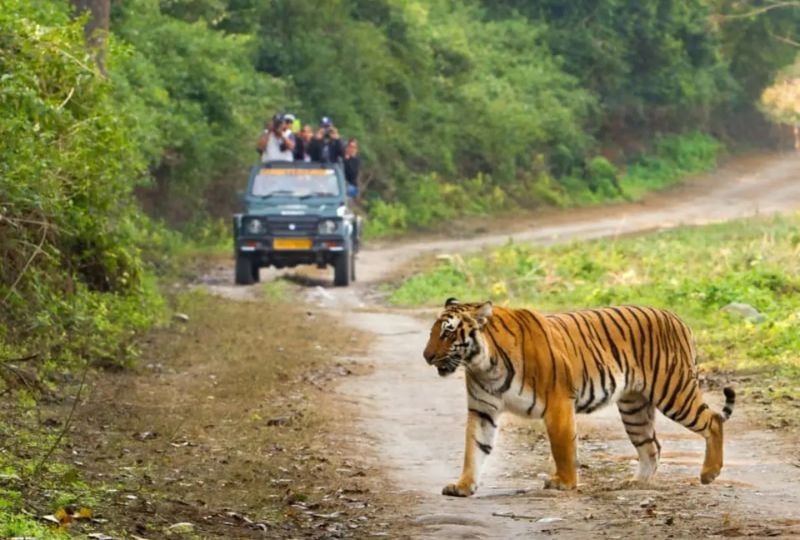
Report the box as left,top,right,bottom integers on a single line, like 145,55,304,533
423,298,493,377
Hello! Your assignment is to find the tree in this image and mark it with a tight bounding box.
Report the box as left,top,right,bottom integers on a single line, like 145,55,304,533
70,0,110,72
760,68,800,149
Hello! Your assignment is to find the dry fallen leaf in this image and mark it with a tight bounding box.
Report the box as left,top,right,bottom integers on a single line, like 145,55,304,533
167,522,194,533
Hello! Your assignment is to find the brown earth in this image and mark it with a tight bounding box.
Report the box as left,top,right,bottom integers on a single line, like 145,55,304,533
43,292,414,539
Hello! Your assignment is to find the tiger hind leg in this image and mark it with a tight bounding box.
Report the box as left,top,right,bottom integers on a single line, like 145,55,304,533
618,392,660,481
657,381,736,484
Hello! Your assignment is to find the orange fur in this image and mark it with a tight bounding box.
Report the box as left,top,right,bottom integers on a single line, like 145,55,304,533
423,299,735,495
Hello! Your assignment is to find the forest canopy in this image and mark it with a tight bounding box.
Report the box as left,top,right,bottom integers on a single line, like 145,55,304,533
108,0,799,221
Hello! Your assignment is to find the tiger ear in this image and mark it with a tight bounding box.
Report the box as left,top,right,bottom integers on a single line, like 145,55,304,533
476,301,492,327
445,297,459,307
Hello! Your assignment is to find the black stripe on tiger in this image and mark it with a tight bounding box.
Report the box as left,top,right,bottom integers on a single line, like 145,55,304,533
721,387,736,420
466,380,498,411
470,408,497,428
475,438,492,455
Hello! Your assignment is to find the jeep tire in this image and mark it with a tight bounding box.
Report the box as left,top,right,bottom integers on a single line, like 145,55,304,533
333,250,352,287
235,255,255,285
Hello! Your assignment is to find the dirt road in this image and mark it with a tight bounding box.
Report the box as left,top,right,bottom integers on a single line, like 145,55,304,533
221,153,800,538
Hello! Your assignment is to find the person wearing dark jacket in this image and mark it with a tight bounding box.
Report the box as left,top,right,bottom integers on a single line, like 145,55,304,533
342,138,360,198
309,116,344,163
293,124,314,162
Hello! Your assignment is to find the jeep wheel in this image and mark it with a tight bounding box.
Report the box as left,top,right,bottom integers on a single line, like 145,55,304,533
333,250,352,287
235,255,255,285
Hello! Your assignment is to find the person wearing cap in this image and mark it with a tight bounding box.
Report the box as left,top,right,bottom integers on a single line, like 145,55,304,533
282,113,297,137
309,116,344,163
257,113,295,163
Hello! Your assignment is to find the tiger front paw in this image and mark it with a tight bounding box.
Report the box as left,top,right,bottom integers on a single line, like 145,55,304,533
441,480,476,497
543,474,576,491
700,467,720,485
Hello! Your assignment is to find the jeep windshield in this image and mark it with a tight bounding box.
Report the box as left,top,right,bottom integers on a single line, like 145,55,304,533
251,168,340,198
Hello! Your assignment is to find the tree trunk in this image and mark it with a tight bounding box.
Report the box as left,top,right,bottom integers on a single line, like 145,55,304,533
69,0,110,74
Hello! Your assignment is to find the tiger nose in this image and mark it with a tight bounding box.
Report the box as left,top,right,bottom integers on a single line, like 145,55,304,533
423,349,435,364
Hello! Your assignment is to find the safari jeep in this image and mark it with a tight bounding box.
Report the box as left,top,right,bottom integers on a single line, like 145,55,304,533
232,161,360,286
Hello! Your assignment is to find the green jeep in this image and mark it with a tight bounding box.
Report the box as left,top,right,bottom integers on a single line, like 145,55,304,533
232,161,360,286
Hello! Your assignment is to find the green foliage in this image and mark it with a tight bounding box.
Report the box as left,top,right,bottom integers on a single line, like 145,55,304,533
0,512,65,539
390,214,800,377
110,0,288,224
714,0,800,102
586,157,623,199
485,0,736,126
0,0,165,365
620,132,723,198
364,171,509,237
366,132,722,236
365,200,409,238
29,0,782,238
244,0,594,187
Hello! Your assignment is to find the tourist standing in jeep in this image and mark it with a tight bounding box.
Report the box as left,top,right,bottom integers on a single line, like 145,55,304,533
309,116,344,164
257,113,295,163
343,137,360,198
294,123,315,162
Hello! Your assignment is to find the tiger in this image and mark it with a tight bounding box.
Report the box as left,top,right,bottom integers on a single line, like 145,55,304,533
422,298,736,496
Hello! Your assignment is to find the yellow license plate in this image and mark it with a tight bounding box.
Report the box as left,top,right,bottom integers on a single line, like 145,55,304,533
273,238,312,250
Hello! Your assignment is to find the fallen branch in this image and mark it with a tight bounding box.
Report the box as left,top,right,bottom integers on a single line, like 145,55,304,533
0,363,44,396
491,511,540,520
29,361,90,480
0,352,41,364
716,0,800,20
769,30,800,48
2,222,50,304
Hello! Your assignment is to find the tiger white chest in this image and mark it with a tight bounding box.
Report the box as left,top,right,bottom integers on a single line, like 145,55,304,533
502,380,546,419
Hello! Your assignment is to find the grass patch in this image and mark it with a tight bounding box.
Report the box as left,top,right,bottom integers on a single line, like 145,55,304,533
389,214,800,384
0,512,65,539
261,278,292,302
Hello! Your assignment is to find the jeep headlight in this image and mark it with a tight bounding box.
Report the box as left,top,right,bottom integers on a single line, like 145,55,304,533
244,218,266,235
318,219,337,234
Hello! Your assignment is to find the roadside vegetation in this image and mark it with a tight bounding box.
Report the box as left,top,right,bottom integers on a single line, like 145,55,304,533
367,131,724,237
2,0,800,535
390,214,800,391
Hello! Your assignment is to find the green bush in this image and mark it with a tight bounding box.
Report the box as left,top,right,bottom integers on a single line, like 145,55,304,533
621,132,724,198
0,0,165,366
110,0,288,224
364,200,409,238
586,156,623,198
365,132,723,237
